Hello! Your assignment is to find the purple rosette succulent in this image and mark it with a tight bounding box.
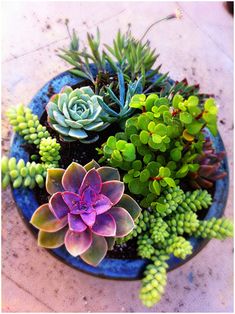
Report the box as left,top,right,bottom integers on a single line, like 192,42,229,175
30,160,141,266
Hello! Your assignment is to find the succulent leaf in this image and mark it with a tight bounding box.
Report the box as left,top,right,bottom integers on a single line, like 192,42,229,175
38,228,67,248
64,229,92,256
30,204,68,232
109,207,135,237
80,234,108,266
46,168,65,195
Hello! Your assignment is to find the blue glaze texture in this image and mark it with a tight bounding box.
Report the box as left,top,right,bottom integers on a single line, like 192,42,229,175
10,70,229,280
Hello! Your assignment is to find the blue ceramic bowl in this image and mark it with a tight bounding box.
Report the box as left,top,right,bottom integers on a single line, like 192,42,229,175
10,68,229,280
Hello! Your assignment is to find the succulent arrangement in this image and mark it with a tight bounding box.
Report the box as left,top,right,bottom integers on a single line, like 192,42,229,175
2,14,233,309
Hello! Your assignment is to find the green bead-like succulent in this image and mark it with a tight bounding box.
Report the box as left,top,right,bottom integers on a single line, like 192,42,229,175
39,137,61,168
150,217,169,244
167,211,199,235
1,157,46,189
137,234,155,259
177,189,212,213
46,86,109,143
140,252,169,307
165,235,193,259
6,103,50,146
191,217,234,239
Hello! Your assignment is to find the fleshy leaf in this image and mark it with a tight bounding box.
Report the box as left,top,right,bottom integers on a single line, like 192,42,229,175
80,234,108,266
81,211,96,227
64,229,92,256
46,168,65,195
101,181,124,205
109,207,134,237
30,204,68,232
38,228,67,248
49,192,70,219
105,237,115,250
93,194,113,215
62,192,81,213
80,169,102,194
116,194,141,220
84,159,100,171
62,162,87,193
97,167,120,182
68,213,87,232
92,213,116,236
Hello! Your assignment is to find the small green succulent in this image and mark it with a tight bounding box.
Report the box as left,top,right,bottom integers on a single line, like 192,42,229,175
46,86,109,143
39,137,61,168
1,157,46,189
97,70,143,127
6,103,50,146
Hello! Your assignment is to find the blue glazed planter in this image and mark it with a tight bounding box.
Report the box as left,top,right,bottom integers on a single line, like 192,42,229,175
10,68,229,280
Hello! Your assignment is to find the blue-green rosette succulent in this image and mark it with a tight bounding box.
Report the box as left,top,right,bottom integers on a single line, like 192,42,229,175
46,86,109,143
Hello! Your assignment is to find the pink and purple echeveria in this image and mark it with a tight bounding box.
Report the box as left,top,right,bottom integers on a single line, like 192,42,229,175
30,160,141,266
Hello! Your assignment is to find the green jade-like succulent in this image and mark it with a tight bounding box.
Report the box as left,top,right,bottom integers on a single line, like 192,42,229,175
46,86,109,143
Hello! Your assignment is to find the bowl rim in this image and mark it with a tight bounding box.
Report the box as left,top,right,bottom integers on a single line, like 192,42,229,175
9,69,229,280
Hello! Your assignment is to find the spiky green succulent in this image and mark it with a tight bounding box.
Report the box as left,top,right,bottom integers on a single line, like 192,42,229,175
46,86,109,143
6,103,50,146
1,157,46,189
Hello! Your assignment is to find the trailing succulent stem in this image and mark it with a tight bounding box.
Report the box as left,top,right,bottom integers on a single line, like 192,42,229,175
140,251,169,307
191,217,233,240
39,137,61,168
6,104,50,146
1,157,46,189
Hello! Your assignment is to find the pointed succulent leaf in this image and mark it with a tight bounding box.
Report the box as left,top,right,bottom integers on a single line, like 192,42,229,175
38,228,67,248
97,166,120,182
105,237,115,250
80,234,108,266
49,192,70,219
93,194,113,215
80,169,102,194
68,213,87,232
84,159,100,171
81,211,97,227
62,162,87,193
64,229,92,257
46,168,65,195
101,181,124,205
109,207,134,237
30,204,68,232
116,194,141,220
92,213,116,236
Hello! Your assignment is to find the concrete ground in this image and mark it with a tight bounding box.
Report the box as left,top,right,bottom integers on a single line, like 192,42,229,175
1,1,234,312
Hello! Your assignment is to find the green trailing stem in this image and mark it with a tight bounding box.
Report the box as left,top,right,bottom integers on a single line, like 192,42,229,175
6,104,50,146
1,157,46,189
140,250,169,307
165,235,193,259
39,137,61,168
137,234,155,259
177,189,212,213
152,186,185,217
167,211,200,235
150,217,169,244
191,217,233,240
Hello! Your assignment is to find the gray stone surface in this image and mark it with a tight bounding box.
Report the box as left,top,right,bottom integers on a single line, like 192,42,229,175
2,1,234,312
